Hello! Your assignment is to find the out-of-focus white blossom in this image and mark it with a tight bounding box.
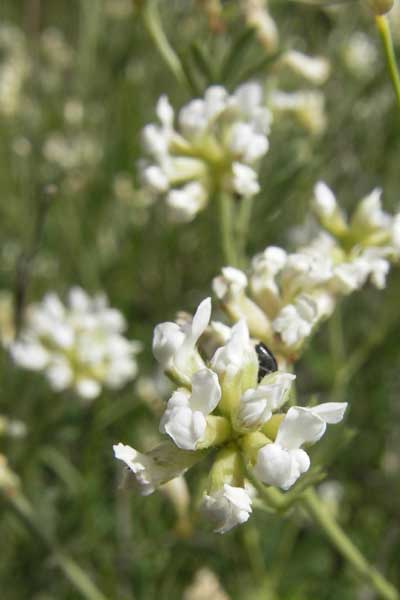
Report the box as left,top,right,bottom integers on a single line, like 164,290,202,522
115,301,346,533
281,51,331,85
242,0,279,52
140,83,271,222
269,90,327,135
183,567,231,600
43,132,102,171
10,288,141,400
0,415,26,439
343,32,378,79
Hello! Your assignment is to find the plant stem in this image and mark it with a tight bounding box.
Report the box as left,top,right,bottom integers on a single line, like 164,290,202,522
2,491,109,600
140,0,191,92
375,15,400,113
302,488,399,600
236,195,254,268
218,192,239,266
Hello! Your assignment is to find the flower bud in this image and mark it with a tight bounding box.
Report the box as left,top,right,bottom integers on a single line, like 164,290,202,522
366,0,394,14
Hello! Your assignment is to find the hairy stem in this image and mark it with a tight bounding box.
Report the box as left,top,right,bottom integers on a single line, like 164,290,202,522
375,14,400,112
302,488,399,600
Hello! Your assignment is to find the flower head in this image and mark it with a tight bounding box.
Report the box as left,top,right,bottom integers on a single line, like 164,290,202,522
10,287,141,400
140,83,271,222
114,299,347,533
213,182,400,360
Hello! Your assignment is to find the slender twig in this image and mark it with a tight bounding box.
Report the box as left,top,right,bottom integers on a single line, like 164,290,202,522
139,0,192,92
375,14,400,112
302,488,399,600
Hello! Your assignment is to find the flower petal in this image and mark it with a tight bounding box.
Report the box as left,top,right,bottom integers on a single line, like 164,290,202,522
202,484,252,533
307,402,348,424
275,406,326,450
190,368,221,415
254,443,310,490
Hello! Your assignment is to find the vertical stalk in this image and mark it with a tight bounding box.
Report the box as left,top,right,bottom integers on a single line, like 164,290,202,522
302,488,399,600
236,195,254,268
140,0,191,92
375,15,400,112
218,192,239,266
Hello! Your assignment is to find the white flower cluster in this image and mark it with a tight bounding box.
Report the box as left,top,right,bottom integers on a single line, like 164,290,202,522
267,50,331,135
114,298,347,533
140,82,271,223
10,287,141,400
213,182,400,359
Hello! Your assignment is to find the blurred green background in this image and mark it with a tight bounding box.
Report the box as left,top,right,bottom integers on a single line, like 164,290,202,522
1,1,400,598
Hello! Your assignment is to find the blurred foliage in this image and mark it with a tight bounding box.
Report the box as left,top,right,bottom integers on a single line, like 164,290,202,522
1,0,400,599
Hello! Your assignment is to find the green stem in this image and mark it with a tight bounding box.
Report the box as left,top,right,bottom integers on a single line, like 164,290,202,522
236,196,254,268
218,192,239,266
375,15,400,113
2,491,109,600
140,0,191,92
302,488,399,600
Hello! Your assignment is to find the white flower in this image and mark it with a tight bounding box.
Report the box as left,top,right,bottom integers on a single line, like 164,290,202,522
232,162,260,197
113,442,200,495
243,0,279,52
212,267,248,301
152,297,211,377
281,50,331,85
269,90,326,135
361,248,391,289
229,122,269,162
140,83,270,222
160,368,221,450
344,32,378,78
254,402,347,489
141,165,169,192
313,181,337,219
10,341,49,370
211,319,255,379
351,188,390,231
10,287,140,399
281,250,333,296
166,182,207,222
272,295,318,348
202,484,252,533
237,372,296,429
331,259,370,294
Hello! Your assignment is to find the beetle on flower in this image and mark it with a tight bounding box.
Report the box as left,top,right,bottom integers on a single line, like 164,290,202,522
114,298,347,533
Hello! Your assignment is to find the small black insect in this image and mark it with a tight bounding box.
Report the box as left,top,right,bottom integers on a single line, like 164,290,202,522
255,342,278,383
